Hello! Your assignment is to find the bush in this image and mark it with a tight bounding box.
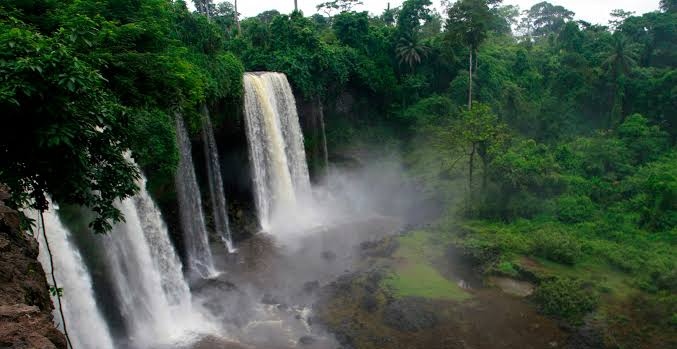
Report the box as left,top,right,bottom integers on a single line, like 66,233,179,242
532,277,597,324
496,260,519,277
532,229,581,265
555,195,596,223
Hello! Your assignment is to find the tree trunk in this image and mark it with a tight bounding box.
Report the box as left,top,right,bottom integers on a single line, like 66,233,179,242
235,0,241,33
468,143,476,205
468,48,473,110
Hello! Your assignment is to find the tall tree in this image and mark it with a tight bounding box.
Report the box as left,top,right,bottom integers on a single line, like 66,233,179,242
518,1,574,40
661,0,677,13
395,33,430,71
603,34,638,125
446,0,500,108
316,0,363,17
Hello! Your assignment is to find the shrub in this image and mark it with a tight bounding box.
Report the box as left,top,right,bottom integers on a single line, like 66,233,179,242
555,195,596,223
532,277,597,324
496,260,519,277
531,229,581,265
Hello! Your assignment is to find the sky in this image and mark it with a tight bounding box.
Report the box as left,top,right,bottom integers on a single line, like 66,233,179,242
219,0,660,25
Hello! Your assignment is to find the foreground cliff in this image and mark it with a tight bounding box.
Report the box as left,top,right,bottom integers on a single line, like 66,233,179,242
0,189,66,348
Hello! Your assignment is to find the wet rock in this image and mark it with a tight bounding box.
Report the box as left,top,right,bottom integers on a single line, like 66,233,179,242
261,293,282,305
360,294,378,313
382,297,438,332
360,238,399,258
187,335,251,349
299,335,316,345
563,317,605,349
191,277,238,294
303,280,320,294
360,240,378,250
321,250,337,261
489,277,534,297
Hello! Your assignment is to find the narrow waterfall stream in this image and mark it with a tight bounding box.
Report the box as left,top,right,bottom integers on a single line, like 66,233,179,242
201,105,235,252
243,72,312,231
35,203,115,349
175,115,218,278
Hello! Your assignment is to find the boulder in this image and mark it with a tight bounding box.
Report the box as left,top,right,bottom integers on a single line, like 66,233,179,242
382,297,438,332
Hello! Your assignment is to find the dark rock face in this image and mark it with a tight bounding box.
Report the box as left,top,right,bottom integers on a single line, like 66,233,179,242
303,280,320,294
360,238,399,258
382,297,438,332
0,189,67,348
298,335,316,345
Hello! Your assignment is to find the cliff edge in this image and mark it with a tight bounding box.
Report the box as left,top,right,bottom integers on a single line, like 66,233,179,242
0,188,66,348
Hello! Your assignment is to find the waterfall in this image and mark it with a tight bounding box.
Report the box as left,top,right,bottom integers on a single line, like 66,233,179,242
132,174,192,310
175,115,218,278
103,169,209,347
201,105,235,252
34,203,115,349
243,72,312,230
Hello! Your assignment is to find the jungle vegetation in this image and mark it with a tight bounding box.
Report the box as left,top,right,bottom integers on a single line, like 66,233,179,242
1,0,675,345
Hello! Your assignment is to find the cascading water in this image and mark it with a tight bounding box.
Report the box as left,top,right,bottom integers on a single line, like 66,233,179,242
34,203,115,349
175,115,218,278
103,168,211,347
243,72,312,231
132,174,192,310
201,105,235,252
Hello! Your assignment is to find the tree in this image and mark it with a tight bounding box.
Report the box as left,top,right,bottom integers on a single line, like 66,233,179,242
660,0,677,13
194,0,214,18
446,0,499,108
458,103,507,199
395,34,430,71
518,1,575,40
0,18,138,233
609,9,634,31
332,11,369,48
316,0,363,17
603,34,638,125
397,0,432,37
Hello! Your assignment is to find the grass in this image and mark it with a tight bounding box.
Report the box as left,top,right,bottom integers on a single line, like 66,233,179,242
383,231,470,301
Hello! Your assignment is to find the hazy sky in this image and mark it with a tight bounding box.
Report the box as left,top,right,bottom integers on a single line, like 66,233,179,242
222,0,660,25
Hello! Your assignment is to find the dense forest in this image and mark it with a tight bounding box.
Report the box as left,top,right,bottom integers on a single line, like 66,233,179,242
1,0,675,348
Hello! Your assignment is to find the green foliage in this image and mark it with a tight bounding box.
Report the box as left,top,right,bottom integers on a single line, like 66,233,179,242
555,195,595,223
532,277,598,324
531,229,582,265
0,16,138,232
0,0,244,232
384,231,471,301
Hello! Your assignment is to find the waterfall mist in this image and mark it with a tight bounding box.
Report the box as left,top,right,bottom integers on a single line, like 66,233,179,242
175,115,218,278
188,71,437,349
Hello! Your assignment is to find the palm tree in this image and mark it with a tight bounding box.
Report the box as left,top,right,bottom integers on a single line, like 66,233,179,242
603,34,638,125
395,34,430,71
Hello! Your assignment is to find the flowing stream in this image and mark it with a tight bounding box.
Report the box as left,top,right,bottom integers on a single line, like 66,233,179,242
201,105,235,252
243,72,312,231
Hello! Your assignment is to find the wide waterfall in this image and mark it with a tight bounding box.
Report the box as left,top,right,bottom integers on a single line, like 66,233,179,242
103,170,209,347
243,72,312,231
34,203,115,349
175,115,218,278
201,105,235,252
